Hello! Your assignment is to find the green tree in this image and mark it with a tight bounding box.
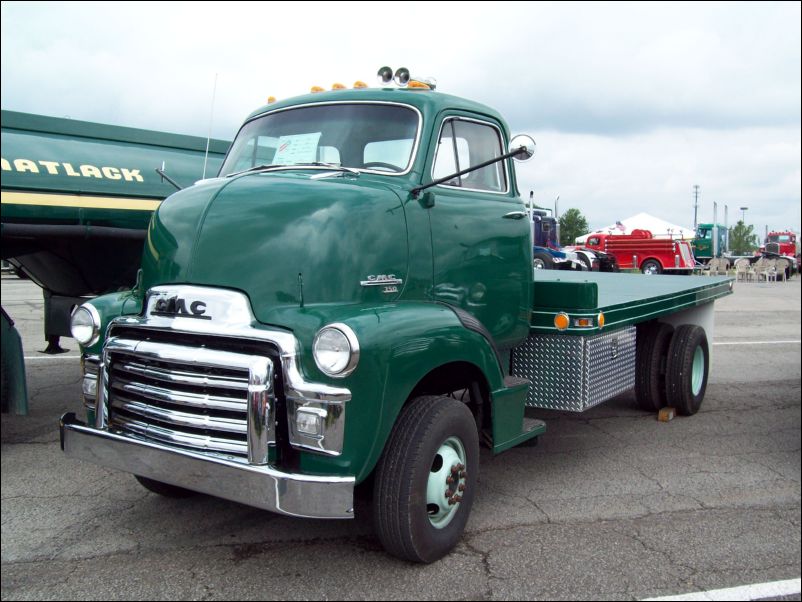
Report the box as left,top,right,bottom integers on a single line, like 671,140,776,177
559,208,589,246
728,220,759,255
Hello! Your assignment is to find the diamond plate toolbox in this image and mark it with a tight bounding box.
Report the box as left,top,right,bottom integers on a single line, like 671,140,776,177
511,326,636,411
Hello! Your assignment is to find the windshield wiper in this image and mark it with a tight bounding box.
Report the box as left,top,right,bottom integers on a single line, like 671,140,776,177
228,162,360,178
227,164,291,177
293,162,360,175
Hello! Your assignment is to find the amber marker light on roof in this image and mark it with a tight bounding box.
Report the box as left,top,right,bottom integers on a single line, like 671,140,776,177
332,83,346,90
310,86,325,93
267,96,277,104
554,312,570,331
353,81,368,89
407,80,431,90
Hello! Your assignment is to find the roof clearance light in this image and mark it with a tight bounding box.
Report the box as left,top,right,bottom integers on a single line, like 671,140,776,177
377,66,393,85
267,96,277,104
353,80,368,89
310,86,325,93
554,312,570,331
407,80,431,90
332,83,346,90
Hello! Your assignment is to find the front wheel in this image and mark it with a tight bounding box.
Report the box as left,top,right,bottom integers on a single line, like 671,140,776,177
533,252,554,270
373,396,479,563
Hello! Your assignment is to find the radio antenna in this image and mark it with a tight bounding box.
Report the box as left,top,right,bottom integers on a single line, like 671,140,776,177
202,72,218,179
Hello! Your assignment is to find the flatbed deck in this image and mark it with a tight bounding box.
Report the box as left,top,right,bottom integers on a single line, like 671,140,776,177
529,271,733,334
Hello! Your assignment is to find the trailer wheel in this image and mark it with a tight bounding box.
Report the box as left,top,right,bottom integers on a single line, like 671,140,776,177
665,325,709,415
134,475,197,498
533,252,554,270
635,322,674,412
641,259,662,275
373,395,479,563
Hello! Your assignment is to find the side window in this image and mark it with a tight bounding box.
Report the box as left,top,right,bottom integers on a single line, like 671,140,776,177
432,118,507,192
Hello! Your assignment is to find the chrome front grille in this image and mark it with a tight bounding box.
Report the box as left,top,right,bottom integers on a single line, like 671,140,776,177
100,336,275,460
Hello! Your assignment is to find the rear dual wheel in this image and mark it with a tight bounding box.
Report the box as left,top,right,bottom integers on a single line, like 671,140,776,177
635,322,709,415
666,325,709,415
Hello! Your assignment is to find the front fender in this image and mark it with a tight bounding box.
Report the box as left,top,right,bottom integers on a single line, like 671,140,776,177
78,290,143,356
285,301,504,482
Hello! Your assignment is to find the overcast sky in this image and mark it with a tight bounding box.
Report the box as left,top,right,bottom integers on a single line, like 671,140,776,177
2,1,800,235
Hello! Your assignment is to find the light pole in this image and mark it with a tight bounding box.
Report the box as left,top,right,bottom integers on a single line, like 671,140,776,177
740,206,748,223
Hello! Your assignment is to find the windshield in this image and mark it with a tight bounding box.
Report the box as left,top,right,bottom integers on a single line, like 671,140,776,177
219,103,419,177
768,234,791,243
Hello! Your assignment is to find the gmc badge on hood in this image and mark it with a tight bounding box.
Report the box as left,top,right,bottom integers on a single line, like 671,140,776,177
152,296,211,320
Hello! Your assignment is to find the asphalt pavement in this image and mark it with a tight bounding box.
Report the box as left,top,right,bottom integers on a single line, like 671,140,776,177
1,273,800,600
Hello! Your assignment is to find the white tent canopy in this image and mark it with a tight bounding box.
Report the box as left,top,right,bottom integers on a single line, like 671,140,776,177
575,212,695,243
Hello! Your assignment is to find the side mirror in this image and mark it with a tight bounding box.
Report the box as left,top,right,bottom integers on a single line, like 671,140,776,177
510,135,536,162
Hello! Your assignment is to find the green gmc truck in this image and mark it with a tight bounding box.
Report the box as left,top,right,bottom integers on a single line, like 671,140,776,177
59,77,733,562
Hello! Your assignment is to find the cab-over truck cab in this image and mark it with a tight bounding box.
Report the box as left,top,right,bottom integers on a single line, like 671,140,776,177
62,81,732,563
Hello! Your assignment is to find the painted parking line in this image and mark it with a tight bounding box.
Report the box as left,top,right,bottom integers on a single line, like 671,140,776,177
713,340,801,346
23,355,81,360
643,577,801,601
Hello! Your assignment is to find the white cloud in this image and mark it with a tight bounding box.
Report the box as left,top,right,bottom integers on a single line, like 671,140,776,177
2,0,800,233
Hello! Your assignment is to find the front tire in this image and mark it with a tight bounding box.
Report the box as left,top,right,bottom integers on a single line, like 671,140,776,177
533,252,554,270
373,396,479,563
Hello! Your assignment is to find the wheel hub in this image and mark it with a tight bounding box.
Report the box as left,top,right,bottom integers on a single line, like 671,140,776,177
426,437,467,529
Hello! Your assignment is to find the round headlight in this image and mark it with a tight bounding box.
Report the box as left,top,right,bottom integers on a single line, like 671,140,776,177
312,323,359,378
70,304,100,346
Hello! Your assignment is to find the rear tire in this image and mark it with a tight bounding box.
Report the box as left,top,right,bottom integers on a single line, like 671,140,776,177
373,395,479,563
641,259,662,275
665,325,709,415
635,322,674,412
135,475,197,498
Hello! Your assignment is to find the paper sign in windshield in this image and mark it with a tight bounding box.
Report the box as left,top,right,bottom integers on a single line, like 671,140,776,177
272,133,321,165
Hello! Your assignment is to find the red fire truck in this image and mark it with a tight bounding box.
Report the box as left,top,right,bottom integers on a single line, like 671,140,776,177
582,229,696,274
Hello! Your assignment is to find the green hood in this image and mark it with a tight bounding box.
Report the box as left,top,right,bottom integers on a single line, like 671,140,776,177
141,172,409,325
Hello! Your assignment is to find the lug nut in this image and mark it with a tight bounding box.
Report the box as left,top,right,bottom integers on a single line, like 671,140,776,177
446,477,455,485
458,484,466,492
453,495,462,503
445,489,453,498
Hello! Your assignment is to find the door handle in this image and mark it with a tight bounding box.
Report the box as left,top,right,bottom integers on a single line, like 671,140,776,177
503,211,527,220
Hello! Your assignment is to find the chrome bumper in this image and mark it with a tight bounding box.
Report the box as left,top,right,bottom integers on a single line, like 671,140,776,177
60,413,355,519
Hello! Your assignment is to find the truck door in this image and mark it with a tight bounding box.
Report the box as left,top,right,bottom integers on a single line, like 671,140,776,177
426,115,531,350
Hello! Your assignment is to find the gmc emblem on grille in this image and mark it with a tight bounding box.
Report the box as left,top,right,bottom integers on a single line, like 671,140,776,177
152,296,211,320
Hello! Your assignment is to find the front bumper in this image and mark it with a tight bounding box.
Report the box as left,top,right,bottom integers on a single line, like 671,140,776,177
60,412,355,519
